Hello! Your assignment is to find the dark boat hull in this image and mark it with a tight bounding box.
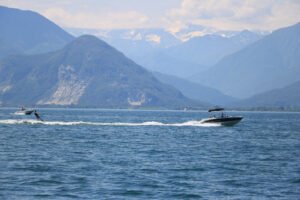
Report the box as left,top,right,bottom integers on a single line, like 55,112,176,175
24,110,34,115
202,116,243,126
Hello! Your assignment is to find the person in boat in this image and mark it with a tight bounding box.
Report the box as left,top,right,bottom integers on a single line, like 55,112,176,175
21,106,25,111
34,110,44,121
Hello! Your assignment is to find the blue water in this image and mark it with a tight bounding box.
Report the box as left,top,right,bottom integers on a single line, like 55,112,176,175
0,108,299,199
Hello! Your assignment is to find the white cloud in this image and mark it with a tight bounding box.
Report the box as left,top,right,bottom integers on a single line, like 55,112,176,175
0,0,151,29
1,0,300,32
165,0,300,32
42,7,149,30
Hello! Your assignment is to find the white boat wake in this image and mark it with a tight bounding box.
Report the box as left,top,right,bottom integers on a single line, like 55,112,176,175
0,119,220,127
13,111,26,115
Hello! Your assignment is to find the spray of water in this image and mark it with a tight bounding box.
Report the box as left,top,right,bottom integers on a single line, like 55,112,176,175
0,119,220,127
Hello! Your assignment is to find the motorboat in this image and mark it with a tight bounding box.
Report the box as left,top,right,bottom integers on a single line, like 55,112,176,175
14,106,34,115
201,108,243,126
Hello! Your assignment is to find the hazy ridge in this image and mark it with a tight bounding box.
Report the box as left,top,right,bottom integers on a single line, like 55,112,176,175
0,6,74,59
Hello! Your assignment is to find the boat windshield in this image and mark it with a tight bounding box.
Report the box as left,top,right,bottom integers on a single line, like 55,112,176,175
209,112,228,118
208,108,224,112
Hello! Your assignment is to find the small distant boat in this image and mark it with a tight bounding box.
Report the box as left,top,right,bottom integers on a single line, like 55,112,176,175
201,108,243,126
14,106,34,115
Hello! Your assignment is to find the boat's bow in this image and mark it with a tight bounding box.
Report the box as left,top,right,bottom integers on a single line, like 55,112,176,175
201,116,243,126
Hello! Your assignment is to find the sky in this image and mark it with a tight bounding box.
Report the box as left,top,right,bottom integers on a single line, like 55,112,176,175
1,0,300,33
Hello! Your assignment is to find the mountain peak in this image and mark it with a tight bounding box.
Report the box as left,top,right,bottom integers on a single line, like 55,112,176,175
75,34,101,42
59,34,126,69
0,5,74,58
66,34,109,48
239,29,251,35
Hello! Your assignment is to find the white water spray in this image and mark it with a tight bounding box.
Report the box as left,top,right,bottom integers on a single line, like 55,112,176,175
0,119,220,127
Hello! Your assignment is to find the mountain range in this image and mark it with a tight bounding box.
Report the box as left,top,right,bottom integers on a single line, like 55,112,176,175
164,30,262,67
0,6,74,59
0,5,299,109
67,27,263,78
191,22,300,99
136,30,262,77
0,35,195,108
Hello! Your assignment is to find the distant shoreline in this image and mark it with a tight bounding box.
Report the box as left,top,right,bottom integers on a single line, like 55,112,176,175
1,105,300,112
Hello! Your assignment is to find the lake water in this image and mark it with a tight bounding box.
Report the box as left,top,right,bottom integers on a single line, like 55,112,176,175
0,108,299,199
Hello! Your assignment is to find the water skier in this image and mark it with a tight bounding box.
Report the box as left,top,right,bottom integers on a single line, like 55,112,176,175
34,110,44,121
